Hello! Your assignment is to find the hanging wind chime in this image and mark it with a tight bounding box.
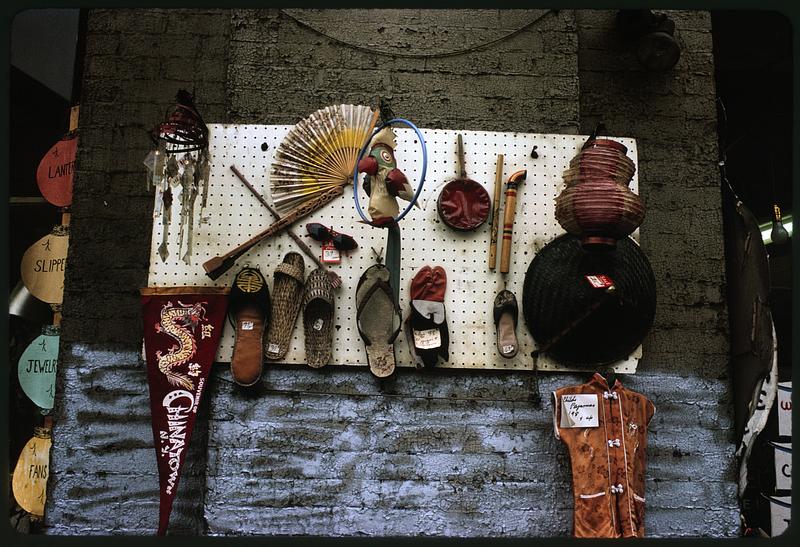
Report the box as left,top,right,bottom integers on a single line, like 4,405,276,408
144,90,211,264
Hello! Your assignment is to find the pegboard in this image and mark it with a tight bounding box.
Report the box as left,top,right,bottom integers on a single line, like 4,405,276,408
147,124,641,373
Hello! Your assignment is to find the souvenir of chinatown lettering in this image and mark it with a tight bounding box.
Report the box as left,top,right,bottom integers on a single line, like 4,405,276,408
17,326,59,410
553,373,655,538
20,230,69,304
36,135,77,207
12,425,52,517
140,286,229,536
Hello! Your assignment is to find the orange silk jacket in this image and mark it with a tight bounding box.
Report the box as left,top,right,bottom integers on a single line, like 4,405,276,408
553,373,656,538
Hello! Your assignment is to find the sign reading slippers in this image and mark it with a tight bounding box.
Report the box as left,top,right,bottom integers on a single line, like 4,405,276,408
140,286,229,536
553,373,656,538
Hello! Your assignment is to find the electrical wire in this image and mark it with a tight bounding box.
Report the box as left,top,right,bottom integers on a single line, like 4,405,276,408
716,96,743,204
280,9,556,59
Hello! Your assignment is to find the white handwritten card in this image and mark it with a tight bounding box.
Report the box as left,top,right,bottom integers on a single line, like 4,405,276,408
560,394,600,428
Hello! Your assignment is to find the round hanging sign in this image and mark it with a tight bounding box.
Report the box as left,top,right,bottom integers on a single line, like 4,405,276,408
21,232,69,304
12,427,52,517
36,135,77,207
18,328,59,410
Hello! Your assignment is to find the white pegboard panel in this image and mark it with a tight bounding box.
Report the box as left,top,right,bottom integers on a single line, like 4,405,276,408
147,124,641,373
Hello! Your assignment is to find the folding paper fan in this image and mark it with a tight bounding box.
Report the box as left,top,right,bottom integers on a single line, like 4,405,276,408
271,104,379,213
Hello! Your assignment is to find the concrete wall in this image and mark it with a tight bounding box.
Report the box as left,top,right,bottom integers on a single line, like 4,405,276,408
46,9,738,537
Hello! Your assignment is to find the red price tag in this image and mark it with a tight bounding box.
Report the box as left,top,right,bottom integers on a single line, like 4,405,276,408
585,274,614,289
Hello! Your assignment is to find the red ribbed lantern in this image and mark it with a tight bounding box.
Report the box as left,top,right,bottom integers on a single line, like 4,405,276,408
555,138,644,250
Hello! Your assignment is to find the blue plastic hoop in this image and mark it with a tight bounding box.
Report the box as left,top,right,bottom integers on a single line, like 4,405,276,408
352,118,427,226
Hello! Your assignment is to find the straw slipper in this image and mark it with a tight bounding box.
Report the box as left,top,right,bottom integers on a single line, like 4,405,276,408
265,252,305,361
405,265,449,367
494,289,519,358
303,268,334,368
356,263,401,378
229,266,271,386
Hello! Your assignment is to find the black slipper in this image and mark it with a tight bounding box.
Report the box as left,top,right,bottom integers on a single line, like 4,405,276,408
493,289,518,358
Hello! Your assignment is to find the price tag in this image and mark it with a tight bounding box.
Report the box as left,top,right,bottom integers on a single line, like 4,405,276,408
313,318,324,331
560,394,599,428
241,321,254,331
585,274,614,289
322,244,340,264
413,328,441,350
268,343,280,354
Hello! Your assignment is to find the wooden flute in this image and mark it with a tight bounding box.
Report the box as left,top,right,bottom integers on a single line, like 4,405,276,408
499,169,527,274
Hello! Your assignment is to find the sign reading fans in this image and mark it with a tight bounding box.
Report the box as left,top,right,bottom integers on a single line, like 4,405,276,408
140,286,228,535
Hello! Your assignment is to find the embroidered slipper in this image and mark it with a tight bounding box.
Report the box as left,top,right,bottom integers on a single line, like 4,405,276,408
265,252,305,361
406,265,449,367
494,289,519,358
303,268,334,368
229,267,271,385
355,263,401,378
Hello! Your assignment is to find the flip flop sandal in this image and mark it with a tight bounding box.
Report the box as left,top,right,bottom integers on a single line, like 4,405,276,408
355,263,401,378
265,252,306,361
494,289,519,358
228,267,271,385
303,268,334,368
405,266,449,367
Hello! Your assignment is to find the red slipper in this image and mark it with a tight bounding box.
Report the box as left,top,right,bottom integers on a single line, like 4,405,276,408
409,265,432,301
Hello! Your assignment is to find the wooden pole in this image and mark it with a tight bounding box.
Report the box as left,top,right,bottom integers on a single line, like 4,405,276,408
488,154,504,270
202,185,343,280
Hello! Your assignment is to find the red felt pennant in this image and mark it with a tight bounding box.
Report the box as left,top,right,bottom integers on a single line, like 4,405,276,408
140,286,229,536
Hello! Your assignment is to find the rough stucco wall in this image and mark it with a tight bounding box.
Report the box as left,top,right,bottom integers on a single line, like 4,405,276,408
576,10,738,536
46,8,737,538
46,9,230,535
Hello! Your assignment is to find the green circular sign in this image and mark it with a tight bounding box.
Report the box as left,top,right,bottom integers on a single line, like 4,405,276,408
18,332,59,410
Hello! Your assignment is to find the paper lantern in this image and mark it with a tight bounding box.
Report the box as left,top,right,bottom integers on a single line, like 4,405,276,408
12,426,52,517
18,327,59,410
20,231,69,304
555,138,645,251
36,136,77,207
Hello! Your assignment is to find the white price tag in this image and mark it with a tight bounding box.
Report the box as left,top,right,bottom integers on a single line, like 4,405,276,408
413,328,441,350
560,394,599,428
322,246,340,264
313,318,324,331
241,321,254,331
268,343,280,354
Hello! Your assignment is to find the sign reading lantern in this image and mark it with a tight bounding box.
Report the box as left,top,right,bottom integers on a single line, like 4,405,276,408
36,135,77,207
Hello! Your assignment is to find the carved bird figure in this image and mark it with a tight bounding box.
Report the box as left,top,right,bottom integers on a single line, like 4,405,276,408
357,127,417,225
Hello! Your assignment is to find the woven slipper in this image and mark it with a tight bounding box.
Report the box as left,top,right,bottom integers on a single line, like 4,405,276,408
228,267,271,385
303,268,334,368
494,289,518,358
356,263,401,378
405,266,449,367
265,252,305,360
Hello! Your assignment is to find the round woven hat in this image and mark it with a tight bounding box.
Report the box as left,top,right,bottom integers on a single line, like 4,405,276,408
522,233,656,366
